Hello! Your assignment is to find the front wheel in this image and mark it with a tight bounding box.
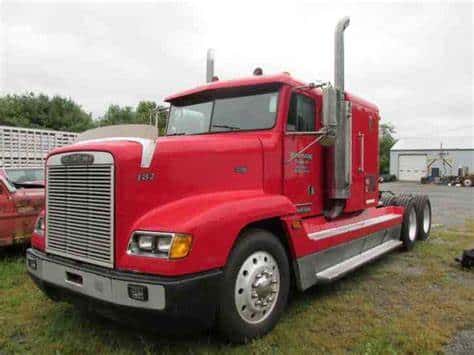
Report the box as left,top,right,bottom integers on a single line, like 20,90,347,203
216,229,290,343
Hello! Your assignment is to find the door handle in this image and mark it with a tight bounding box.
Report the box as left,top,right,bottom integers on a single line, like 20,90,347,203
358,132,364,173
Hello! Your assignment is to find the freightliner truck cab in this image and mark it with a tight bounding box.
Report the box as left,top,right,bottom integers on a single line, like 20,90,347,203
26,18,432,342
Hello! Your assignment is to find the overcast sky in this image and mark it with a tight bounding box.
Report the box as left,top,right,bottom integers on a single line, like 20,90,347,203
0,0,472,139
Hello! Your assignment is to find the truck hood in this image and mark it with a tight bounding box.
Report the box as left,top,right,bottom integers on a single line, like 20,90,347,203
12,187,44,211
48,133,264,265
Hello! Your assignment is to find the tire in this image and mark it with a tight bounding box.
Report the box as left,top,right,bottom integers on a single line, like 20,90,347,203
216,229,290,343
395,196,418,251
380,193,397,207
413,195,431,240
463,178,472,187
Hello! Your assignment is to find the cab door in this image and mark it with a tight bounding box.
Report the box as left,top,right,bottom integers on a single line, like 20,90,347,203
283,92,322,216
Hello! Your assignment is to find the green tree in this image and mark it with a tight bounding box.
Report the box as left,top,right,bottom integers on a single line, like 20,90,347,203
0,92,169,133
99,105,136,126
379,122,397,174
99,101,168,134
136,101,158,124
0,92,95,132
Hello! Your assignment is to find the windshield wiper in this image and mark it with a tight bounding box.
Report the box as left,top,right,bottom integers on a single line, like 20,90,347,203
212,124,241,131
167,132,187,136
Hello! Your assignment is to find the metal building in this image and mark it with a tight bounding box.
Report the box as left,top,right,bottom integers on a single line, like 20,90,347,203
389,136,474,181
0,125,77,168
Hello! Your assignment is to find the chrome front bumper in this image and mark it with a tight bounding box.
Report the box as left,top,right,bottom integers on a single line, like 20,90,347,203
26,248,223,328
26,249,165,310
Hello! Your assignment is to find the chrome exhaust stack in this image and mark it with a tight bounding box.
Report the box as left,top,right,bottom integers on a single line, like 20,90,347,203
334,17,350,92
323,17,352,218
206,49,215,83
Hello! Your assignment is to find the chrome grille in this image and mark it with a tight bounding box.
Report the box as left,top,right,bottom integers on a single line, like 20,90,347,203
46,152,114,268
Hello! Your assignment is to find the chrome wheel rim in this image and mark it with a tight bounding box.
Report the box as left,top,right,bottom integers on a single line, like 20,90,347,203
408,208,417,241
423,205,431,233
235,251,280,324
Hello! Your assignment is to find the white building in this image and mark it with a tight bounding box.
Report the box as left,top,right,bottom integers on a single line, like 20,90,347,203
389,136,474,181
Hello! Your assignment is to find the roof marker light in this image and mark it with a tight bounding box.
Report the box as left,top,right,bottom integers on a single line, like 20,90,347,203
253,67,263,76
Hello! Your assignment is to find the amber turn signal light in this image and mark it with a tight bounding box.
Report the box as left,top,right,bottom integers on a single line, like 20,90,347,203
169,234,193,259
291,220,303,230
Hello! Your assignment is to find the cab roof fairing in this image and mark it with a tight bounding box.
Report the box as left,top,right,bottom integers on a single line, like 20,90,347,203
164,73,379,113
164,74,305,104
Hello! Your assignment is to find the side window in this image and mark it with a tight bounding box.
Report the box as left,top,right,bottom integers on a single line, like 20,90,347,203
287,93,315,132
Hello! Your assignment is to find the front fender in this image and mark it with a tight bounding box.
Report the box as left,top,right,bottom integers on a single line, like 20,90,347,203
117,190,296,276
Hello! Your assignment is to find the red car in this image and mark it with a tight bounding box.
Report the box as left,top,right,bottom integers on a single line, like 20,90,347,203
0,169,44,247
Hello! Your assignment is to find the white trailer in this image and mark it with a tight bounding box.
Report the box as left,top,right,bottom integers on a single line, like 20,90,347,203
0,125,77,168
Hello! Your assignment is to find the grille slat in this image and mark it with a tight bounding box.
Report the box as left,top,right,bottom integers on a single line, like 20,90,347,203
48,224,110,237
46,153,114,268
48,239,110,254
47,235,111,252
49,237,110,248
48,208,111,218
48,218,111,232
47,196,111,207
48,181,110,186
47,200,111,211
48,193,111,200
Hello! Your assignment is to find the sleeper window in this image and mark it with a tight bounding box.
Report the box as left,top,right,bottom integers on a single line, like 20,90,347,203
287,94,315,132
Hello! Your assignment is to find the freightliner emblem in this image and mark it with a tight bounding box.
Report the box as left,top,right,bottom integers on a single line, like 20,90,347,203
61,153,94,165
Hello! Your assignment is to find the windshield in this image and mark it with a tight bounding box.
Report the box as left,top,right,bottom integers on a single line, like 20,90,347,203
167,89,279,135
6,168,44,184
0,176,16,193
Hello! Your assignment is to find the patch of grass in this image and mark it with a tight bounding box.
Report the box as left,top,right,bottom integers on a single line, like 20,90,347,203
0,222,473,354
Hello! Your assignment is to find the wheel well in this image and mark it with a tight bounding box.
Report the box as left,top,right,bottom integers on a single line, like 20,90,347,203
237,217,298,289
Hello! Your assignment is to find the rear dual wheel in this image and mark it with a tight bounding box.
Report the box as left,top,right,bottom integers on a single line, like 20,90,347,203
398,198,418,251
413,195,431,240
385,193,432,244
217,229,290,343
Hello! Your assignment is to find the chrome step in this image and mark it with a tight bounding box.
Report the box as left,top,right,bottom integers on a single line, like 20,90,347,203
316,239,403,282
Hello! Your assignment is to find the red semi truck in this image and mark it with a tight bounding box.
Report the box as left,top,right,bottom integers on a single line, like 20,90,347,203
27,18,431,342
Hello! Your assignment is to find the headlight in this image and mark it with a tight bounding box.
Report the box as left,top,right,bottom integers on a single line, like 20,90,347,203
127,231,192,259
137,235,155,251
34,216,45,236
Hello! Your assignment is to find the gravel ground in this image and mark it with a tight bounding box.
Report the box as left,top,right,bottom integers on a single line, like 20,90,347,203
381,182,474,229
445,330,474,355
